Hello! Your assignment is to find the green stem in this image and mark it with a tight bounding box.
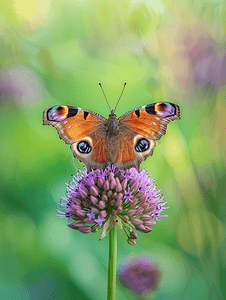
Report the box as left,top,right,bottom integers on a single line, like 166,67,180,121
107,225,117,300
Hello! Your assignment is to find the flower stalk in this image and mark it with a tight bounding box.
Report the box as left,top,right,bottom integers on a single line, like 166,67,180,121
108,224,117,300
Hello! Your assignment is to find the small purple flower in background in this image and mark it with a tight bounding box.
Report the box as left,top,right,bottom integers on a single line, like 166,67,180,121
118,255,162,299
187,36,226,86
0,66,43,105
193,52,226,86
58,165,168,244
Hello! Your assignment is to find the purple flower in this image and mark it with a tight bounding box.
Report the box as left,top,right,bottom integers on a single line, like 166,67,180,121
118,255,162,298
124,167,138,179
0,66,43,105
124,187,133,202
59,165,167,243
94,215,106,226
93,169,107,179
104,164,117,175
87,210,96,221
84,176,95,187
152,202,168,220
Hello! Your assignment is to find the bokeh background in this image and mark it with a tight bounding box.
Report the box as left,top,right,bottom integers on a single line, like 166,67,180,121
0,0,225,299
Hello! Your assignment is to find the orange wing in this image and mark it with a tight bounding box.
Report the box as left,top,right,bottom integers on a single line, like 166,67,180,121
43,105,106,143
119,102,180,139
43,105,109,169
91,135,108,163
112,102,180,168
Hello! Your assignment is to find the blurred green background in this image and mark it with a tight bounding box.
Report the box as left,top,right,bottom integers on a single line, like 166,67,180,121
0,0,225,299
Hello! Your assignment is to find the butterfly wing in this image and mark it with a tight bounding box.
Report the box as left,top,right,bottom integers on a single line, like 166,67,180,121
43,105,109,170
116,102,180,168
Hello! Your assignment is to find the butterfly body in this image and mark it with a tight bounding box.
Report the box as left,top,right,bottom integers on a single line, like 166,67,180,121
105,112,119,134
43,102,180,170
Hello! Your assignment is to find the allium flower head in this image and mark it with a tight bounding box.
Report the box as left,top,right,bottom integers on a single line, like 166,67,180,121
58,165,168,243
118,255,162,299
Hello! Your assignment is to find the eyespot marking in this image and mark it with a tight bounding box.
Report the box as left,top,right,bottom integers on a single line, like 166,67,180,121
77,141,92,154
155,102,176,117
135,138,150,152
47,106,69,122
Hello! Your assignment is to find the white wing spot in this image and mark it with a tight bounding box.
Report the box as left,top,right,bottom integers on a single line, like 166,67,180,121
153,122,156,125
68,126,72,129
155,117,160,120
63,120,68,124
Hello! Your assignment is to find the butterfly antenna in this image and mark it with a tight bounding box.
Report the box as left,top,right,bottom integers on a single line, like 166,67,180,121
98,82,111,112
113,81,127,113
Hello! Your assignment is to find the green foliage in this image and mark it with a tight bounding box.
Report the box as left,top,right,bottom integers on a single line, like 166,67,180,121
0,0,225,299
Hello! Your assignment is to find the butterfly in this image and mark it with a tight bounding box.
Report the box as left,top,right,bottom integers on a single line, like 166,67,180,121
43,84,180,171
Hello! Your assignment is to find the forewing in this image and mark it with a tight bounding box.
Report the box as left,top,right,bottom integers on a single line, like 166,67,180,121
43,105,109,170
